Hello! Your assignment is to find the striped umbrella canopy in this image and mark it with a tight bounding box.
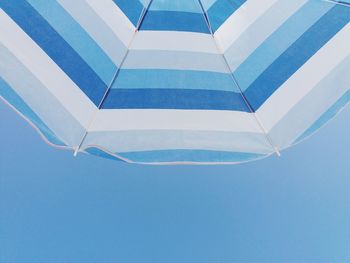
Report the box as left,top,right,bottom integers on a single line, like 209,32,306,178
1,0,349,164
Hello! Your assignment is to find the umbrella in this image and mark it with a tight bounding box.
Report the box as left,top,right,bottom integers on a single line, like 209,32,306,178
0,0,349,164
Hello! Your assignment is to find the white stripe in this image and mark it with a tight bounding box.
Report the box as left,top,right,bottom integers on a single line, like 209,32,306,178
89,109,263,133
257,23,350,131
214,0,279,52
86,0,135,45
81,130,272,154
130,31,219,53
0,10,96,128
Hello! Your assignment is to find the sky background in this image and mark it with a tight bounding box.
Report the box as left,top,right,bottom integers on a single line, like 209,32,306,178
1,100,350,263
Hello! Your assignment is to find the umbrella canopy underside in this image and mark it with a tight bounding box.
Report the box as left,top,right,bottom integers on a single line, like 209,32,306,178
0,0,349,164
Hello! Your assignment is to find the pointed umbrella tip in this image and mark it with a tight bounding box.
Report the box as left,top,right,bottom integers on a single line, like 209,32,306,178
73,147,79,157
275,149,281,157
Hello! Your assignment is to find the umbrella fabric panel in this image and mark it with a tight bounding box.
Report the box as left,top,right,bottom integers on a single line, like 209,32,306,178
90,0,350,163
241,4,350,110
226,0,332,92
93,0,271,164
213,0,350,110
101,3,248,112
206,0,350,156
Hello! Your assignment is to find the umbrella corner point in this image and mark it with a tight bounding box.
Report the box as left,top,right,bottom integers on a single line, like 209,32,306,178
73,147,79,157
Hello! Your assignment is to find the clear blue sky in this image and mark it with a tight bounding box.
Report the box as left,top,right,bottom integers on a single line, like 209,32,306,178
1,100,350,263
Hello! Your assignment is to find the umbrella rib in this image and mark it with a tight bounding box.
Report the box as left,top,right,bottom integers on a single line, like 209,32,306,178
73,0,154,157
196,0,281,156
320,0,350,7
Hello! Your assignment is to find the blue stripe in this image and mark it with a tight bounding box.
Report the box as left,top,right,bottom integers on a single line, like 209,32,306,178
86,147,265,163
113,0,144,26
295,90,350,143
140,11,210,33
244,5,350,111
27,0,117,85
1,0,108,105
112,69,239,92
0,77,65,146
207,0,246,32
101,89,249,111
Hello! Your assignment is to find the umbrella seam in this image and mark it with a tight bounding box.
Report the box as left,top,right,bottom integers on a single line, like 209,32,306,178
73,0,154,158
320,0,350,7
196,0,281,156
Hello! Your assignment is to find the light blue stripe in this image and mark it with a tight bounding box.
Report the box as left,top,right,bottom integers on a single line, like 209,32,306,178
112,69,239,92
149,0,202,13
28,0,117,85
86,147,266,163
233,0,334,91
0,77,66,146
295,90,350,144
119,150,265,163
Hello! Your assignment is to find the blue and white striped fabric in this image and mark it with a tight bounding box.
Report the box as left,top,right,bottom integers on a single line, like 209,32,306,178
1,0,349,164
